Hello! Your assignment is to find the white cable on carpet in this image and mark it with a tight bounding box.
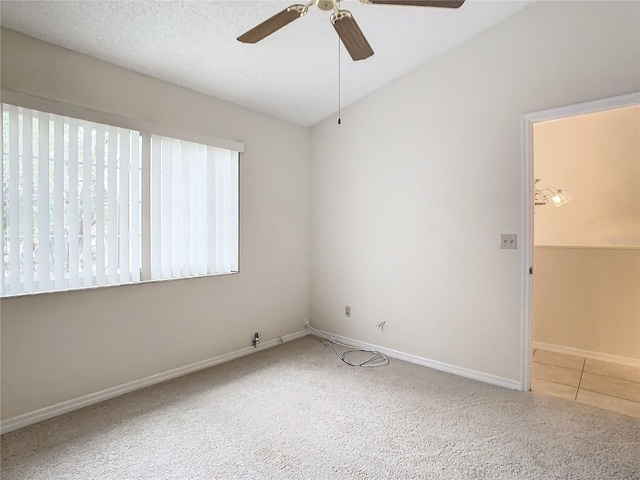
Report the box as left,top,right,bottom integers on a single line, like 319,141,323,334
306,322,389,367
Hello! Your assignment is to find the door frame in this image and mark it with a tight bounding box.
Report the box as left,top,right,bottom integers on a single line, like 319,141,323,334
519,91,640,392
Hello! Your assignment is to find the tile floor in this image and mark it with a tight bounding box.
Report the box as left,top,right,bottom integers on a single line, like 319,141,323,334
531,349,640,419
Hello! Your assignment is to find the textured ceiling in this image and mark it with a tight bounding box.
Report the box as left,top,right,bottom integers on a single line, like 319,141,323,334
0,0,533,126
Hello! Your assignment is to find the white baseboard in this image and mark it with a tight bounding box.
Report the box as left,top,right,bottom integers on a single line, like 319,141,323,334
533,341,640,368
315,328,521,391
1,329,310,435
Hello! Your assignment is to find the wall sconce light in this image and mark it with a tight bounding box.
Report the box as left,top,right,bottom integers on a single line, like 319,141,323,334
534,178,573,207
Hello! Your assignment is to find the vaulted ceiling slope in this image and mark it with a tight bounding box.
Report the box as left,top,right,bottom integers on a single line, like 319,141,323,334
0,0,534,126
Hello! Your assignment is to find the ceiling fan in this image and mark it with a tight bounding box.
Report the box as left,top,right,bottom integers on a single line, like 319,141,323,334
237,0,465,61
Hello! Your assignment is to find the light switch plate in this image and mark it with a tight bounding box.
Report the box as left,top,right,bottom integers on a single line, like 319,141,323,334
500,234,517,249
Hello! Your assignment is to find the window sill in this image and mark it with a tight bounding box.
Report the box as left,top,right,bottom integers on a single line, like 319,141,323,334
1,271,239,299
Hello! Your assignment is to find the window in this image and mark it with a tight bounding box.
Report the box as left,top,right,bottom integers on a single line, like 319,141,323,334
149,135,239,280
2,103,239,296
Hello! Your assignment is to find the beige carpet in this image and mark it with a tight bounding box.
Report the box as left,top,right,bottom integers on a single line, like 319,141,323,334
2,336,639,479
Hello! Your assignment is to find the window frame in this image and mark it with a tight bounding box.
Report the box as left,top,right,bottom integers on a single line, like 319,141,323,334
1,90,244,298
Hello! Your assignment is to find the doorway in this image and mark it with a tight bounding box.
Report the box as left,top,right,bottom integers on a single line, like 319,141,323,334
521,92,640,418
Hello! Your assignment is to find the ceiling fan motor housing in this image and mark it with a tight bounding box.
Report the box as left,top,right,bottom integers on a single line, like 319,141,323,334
316,0,335,11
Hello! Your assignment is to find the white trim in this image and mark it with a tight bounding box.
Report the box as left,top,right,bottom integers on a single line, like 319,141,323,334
523,92,640,124
520,109,534,393
533,342,640,368
316,329,521,391
534,245,640,251
1,270,238,299
0,89,245,153
0,329,310,434
520,91,640,393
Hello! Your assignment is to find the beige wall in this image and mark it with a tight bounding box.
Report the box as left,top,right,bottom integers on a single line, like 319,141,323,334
532,86,640,361
533,247,640,360
0,29,311,420
534,106,640,248
310,1,640,381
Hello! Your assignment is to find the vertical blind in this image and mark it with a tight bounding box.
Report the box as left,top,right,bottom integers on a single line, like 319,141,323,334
2,103,240,296
1,105,140,296
150,135,239,280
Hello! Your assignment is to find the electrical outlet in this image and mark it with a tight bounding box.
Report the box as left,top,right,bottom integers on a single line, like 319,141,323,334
345,305,352,318
500,234,517,250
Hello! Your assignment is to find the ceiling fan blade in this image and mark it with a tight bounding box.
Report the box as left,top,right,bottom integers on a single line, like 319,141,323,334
365,0,464,7
331,11,374,61
237,5,305,44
